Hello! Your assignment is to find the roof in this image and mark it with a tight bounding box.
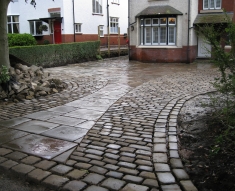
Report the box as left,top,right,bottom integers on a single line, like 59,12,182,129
136,5,183,17
39,17,63,23
194,13,233,24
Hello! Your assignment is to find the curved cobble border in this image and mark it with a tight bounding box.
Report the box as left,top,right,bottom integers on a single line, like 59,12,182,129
0,69,219,191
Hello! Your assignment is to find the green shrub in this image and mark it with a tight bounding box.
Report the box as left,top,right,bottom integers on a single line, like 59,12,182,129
9,41,100,67
8,33,37,47
0,65,10,84
43,40,50,45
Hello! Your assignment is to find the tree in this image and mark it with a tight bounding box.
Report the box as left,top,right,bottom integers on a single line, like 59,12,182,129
0,0,47,69
0,0,11,69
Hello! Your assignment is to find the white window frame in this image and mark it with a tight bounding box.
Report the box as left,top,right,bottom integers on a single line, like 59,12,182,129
75,23,82,33
93,0,103,14
168,17,176,45
140,17,177,46
29,20,43,36
7,15,20,33
113,0,119,4
99,25,104,37
110,17,119,34
203,0,221,10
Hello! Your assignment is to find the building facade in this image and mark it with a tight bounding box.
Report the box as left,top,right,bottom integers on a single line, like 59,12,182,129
195,0,235,58
7,0,128,46
129,0,235,63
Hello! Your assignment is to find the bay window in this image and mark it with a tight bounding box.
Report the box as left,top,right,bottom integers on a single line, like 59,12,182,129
29,20,43,36
140,17,176,46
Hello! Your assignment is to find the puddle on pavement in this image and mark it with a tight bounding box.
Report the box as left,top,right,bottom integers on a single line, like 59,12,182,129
3,134,77,159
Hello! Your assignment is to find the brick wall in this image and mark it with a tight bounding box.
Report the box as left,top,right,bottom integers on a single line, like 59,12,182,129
129,46,197,63
36,34,127,46
198,0,234,12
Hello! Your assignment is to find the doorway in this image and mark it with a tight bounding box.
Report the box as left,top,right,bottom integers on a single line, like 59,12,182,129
198,35,211,58
54,21,62,44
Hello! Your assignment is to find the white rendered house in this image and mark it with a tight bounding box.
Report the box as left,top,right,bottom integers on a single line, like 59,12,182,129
7,0,128,46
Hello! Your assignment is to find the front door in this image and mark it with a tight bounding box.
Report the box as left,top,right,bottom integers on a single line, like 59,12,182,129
198,35,211,58
54,21,62,44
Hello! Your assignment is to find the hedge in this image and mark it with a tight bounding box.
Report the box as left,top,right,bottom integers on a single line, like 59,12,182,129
9,41,100,68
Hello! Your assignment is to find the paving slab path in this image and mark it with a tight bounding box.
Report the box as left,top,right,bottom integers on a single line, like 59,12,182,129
0,56,218,190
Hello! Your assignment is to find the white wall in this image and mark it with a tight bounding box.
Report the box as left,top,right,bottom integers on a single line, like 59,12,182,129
7,0,128,36
129,0,198,47
8,0,63,35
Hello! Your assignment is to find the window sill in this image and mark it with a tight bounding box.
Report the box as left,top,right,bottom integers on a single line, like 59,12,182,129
200,9,223,13
111,2,120,5
32,34,43,37
137,45,178,49
225,45,231,49
92,13,103,16
75,32,83,35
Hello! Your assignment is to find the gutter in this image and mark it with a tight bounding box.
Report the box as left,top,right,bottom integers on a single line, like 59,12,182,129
107,0,109,27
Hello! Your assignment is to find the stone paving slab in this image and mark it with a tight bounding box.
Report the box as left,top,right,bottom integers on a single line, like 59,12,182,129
3,134,77,159
0,57,218,190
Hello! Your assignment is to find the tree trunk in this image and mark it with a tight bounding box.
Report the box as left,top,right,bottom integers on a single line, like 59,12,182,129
0,0,11,69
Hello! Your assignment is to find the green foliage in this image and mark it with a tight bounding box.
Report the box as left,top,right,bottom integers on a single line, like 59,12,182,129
96,55,102,60
8,33,37,47
9,41,100,67
43,40,50,45
198,13,235,155
39,25,48,32
0,65,10,84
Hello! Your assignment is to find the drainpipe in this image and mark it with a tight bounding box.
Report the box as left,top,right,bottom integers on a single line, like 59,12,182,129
187,0,191,63
107,0,109,27
128,0,130,60
72,0,75,42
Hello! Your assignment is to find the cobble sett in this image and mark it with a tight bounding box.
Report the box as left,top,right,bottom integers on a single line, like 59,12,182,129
0,57,219,190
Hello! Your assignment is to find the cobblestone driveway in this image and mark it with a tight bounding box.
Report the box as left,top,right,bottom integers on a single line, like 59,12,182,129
0,56,218,191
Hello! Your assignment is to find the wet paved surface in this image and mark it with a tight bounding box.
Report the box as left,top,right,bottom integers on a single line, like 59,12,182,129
0,56,218,190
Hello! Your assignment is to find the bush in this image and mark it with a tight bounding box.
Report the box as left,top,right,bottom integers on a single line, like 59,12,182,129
9,41,100,67
43,40,50,45
8,33,37,47
197,13,235,155
0,65,10,84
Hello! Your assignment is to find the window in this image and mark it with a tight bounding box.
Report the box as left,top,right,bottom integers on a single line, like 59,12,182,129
29,21,43,36
203,0,221,9
99,25,104,37
110,17,119,33
140,17,176,46
7,15,19,33
75,23,82,33
93,0,102,14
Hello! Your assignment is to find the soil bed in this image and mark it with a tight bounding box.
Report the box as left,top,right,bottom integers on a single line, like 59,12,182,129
178,94,235,191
